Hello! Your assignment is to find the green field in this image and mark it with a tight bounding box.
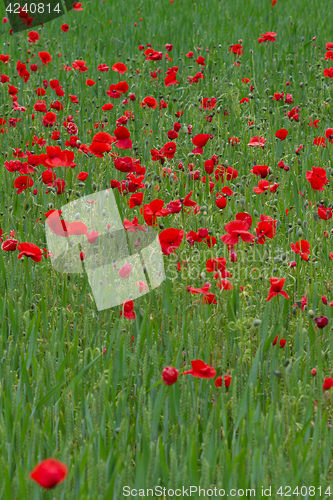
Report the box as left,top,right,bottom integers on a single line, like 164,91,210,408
0,0,333,498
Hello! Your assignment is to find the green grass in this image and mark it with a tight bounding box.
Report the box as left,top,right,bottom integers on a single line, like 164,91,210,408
0,0,333,498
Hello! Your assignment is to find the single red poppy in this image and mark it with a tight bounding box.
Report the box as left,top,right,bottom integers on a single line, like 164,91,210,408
323,378,333,390
221,219,255,245
266,277,289,301
159,228,184,255
120,300,135,319
275,129,288,140
306,167,328,191
183,359,216,378
113,126,132,149
112,62,127,74
290,240,310,261
13,175,34,194
38,51,52,65
30,458,68,489
1,239,18,251
17,242,43,262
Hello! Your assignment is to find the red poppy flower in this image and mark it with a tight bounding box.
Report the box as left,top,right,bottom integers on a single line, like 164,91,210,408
13,175,34,194
42,112,57,128
248,136,267,148
258,31,277,43
42,170,56,184
229,137,240,146
240,97,249,104
113,126,132,149
206,257,231,278
28,31,39,43
142,96,157,109
162,366,179,385
309,119,320,128
317,205,332,220
183,359,216,378
195,56,206,66
106,81,129,98
102,103,114,111
97,63,109,72
323,378,333,390
17,242,43,262
313,137,326,147
88,141,112,157
77,171,88,181
140,200,170,226
251,165,269,178
255,219,276,244
192,134,210,154
86,79,95,86
290,240,310,261
114,156,138,173
112,62,127,74
167,130,178,140
30,458,68,489
275,129,288,140
324,67,333,78
253,180,279,194
159,228,184,255
215,195,227,209
120,300,135,319
44,146,76,168
128,192,144,208
279,339,286,348
315,316,329,329
306,166,328,191
1,239,18,251
214,166,238,182
266,277,289,301
202,98,217,110
164,71,179,87
229,44,243,55
73,2,83,10
221,219,255,245
38,51,52,65
272,92,284,101
61,24,69,32
161,141,177,159
145,49,163,61
123,217,146,233
215,375,232,388
235,211,253,226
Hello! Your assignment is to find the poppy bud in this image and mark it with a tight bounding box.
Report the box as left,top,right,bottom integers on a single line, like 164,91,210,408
311,368,317,376
162,366,179,385
308,309,315,318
